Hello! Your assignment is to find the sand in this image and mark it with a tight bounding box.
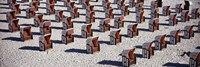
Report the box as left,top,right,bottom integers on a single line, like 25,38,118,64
0,0,200,67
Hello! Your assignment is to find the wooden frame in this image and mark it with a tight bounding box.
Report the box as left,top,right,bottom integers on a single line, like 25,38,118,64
8,19,20,32
122,48,136,67
34,14,43,27
149,18,159,32
170,30,180,45
181,10,190,22
136,11,145,23
109,29,121,45
55,10,64,22
127,24,138,38
20,26,33,41
184,26,194,39
114,16,124,28
39,34,52,51
189,51,200,67
154,34,166,50
99,18,110,32
81,24,93,38
40,21,52,35
169,14,177,26
86,11,95,24
63,16,73,30
62,28,74,44
175,4,182,13
12,4,21,14
86,36,100,54
162,6,171,16
142,42,154,59
26,7,35,18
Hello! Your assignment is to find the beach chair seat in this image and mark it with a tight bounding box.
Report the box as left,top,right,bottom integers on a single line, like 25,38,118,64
55,10,64,22
121,5,129,16
181,10,190,22
40,21,51,35
162,6,171,16
175,4,182,13
103,2,112,11
70,8,79,19
142,42,154,59
191,8,199,19
117,0,125,9
151,1,158,10
170,30,180,45
6,11,16,22
26,7,35,18
135,3,143,12
86,36,100,54
109,29,121,45
189,50,200,67
8,19,20,32
86,5,94,14
86,11,95,24
137,0,144,3
105,8,114,19
150,8,159,19
169,14,178,26
129,0,135,8
184,0,190,10
62,28,74,44
81,24,93,38
29,1,38,11
46,4,55,15
12,4,21,14
82,0,90,9
8,0,17,8
121,48,136,67
32,0,40,5
184,26,194,39
136,11,145,23
34,14,43,27
63,16,73,30
20,26,33,41
114,16,124,28
149,18,159,32
99,18,110,32
47,0,56,5
39,34,52,51
154,34,166,50
127,24,138,38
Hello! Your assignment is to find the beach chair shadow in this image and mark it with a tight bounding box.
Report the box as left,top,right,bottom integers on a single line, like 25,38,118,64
2,37,22,42
65,48,86,54
97,60,123,66
19,46,40,51
162,62,189,67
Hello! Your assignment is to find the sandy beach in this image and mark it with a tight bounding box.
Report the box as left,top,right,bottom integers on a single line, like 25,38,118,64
0,0,200,67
